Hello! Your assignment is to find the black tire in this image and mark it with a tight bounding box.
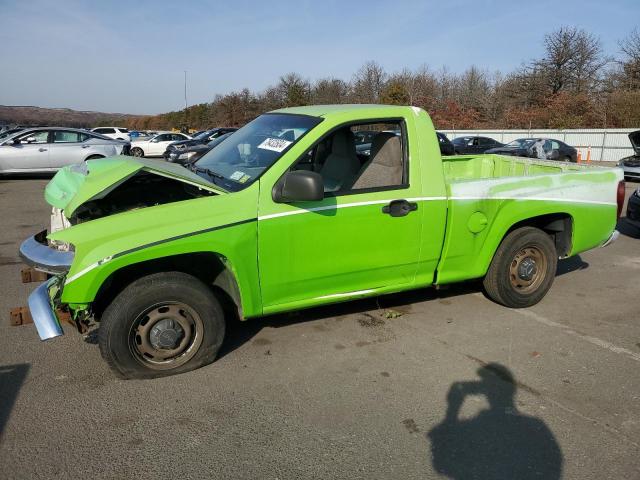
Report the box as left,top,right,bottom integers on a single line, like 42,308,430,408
98,272,225,379
483,227,557,308
131,147,144,157
563,156,573,163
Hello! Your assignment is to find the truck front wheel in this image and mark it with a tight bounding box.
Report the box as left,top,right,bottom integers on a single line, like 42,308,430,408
483,227,557,308
98,272,225,379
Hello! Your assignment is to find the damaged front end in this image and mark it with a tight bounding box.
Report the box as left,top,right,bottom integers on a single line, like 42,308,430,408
20,156,224,341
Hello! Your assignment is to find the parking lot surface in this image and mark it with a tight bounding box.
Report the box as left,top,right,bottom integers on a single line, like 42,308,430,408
1,177,639,479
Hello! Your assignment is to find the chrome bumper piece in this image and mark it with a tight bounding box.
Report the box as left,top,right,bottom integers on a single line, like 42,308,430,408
19,230,74,274
28,281,63,340
20,230,71,340
601,230,619,248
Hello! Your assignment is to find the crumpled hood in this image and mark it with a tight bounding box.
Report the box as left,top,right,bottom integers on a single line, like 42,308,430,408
45,156,224,216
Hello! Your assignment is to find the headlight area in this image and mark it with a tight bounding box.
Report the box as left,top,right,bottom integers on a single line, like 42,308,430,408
50,207,73,251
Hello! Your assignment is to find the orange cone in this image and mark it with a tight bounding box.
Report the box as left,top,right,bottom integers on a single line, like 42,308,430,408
577,150,582,163
587,146,591,164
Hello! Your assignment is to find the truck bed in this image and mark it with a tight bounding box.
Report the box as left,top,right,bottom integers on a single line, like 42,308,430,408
435,153,622,285
442,154,603,183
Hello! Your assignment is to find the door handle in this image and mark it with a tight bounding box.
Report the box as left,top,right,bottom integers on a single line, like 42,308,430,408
38,148,47,152
82,145,90,148
382,199,418,217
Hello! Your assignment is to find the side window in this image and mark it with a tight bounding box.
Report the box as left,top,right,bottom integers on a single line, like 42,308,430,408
479,137,492,146
18,130,49,144
53,131,84,143
551,141,560,150
291,121,406,194
174,134,187,141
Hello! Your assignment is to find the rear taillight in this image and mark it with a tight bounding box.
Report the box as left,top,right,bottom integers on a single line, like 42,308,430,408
617,180,625,219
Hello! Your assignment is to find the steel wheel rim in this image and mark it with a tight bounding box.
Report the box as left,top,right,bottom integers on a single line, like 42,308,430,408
132,148,143,157
129,302,203,370
508,246,547,294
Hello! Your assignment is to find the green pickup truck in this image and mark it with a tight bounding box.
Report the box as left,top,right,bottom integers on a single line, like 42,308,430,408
20,105,624,378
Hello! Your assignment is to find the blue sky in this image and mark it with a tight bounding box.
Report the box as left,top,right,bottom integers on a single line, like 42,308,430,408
0,0,638,114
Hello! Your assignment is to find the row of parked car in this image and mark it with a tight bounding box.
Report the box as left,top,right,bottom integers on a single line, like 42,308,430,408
1,122,638,177
437,133,579,162
0,125,237,173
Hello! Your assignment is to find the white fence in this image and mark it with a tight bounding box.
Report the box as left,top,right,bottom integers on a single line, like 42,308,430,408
440,128,637,162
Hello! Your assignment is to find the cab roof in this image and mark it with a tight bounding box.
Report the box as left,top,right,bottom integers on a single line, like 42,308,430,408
272,104,421,118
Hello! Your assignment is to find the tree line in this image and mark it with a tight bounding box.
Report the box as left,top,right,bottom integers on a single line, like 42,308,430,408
126,26,640,131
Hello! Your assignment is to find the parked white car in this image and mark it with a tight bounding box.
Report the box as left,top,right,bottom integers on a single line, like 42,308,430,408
130,132,191,157
0,127,130,174
91,127,131,142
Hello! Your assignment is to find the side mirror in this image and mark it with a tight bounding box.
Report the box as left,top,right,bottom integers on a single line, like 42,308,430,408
272,170,324,203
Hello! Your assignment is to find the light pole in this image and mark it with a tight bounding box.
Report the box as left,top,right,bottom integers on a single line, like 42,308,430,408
184,70,188,132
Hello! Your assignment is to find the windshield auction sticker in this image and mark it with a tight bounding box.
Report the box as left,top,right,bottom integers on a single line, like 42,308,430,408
257,137,292,153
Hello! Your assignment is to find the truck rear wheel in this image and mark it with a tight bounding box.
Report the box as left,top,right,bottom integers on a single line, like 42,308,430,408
483,227,557,308
98,272,225,379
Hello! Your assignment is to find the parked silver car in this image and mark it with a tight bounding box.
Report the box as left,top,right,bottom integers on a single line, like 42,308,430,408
0,127,130,174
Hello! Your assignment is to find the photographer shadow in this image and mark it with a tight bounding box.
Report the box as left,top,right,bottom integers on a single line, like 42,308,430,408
428,363,562,480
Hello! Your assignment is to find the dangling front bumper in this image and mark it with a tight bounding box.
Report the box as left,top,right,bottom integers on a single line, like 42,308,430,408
19,230,73,340
28,280,64,340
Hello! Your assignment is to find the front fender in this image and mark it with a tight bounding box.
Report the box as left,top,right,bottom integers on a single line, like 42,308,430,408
51,187,261,317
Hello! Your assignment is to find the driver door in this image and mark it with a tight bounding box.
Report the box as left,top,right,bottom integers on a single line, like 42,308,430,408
257,122,424,311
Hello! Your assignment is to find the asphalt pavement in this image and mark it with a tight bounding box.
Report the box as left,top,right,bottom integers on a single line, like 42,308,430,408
0,176,639,479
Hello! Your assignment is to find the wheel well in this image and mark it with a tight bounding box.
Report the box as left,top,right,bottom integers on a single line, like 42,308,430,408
92,252,242,321
85,154,105,160
506,213,573,257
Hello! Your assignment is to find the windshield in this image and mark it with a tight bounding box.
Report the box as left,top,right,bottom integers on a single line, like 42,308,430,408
0,128,23,141
506,139,535,148
194,113,321,191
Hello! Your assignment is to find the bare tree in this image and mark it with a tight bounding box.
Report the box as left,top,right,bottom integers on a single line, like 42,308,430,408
618,28,640,89
535,26,607,94
312,78,350,104
455,66,491,114
351,61,386,103
277,73,311,107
